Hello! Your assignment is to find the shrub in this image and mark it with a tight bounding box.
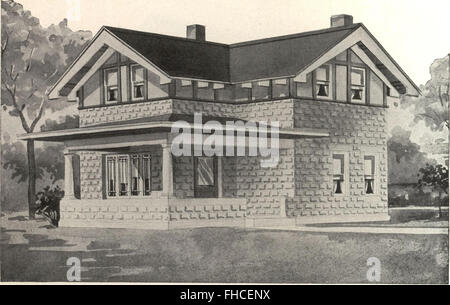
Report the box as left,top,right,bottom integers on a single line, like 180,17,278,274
35,185,64,226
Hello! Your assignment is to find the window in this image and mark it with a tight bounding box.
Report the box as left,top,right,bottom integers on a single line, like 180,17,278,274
351,67,366,103
273,78,289,98
364,155,375,194
104,69,118,103
105,153,151,197
252,81,270,101
333,154,345,194
118,155,129,196
131,65,145,100
315,65,332,99
106,156,117,197
194,157,218,198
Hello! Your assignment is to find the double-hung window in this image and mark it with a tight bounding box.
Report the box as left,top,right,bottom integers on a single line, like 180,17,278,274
131,65,145,100
364,155,376,194
351,67,366,103
104,68,119,103
105,153,152,197
316,65,332,99
333,154,345,195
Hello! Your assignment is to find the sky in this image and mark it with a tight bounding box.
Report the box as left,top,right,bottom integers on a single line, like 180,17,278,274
2,0,449,151
16,0,450,87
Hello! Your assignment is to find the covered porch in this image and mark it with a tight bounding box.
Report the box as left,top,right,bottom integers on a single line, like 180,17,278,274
18,120,329,229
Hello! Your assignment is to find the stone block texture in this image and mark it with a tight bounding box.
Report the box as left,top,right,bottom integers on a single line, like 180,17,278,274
290,99,388,217
71,97,388,227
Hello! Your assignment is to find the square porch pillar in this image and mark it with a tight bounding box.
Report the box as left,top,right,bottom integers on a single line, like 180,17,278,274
161,143,174,198
64,152,76,199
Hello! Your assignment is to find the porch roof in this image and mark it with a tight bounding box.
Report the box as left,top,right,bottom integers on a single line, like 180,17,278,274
17,121,329,142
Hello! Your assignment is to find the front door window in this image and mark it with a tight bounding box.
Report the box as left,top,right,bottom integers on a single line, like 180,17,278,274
194,157,218,198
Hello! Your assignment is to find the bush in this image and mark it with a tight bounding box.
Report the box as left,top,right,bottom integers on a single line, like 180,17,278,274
35,185,64,226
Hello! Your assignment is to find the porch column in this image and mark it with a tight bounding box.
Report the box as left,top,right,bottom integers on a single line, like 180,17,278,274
217,157,223,198
161,143,174,197
64,152,75,199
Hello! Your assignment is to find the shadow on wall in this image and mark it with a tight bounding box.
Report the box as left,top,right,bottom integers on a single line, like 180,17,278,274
388,183,449,207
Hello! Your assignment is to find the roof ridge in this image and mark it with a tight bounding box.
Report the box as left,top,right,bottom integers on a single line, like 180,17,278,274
103,23,362,49
103,26,229,48
230,23,362,48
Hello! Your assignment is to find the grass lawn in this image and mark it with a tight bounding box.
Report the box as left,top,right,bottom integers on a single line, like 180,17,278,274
1,212,448,283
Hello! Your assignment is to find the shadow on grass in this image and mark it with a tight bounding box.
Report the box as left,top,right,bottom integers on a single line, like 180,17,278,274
1,223,448,283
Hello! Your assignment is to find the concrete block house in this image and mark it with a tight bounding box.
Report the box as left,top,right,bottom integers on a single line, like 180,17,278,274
20,15,419,229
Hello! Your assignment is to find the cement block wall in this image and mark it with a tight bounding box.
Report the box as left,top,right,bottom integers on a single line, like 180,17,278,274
73,97,388,225
290,99,388,218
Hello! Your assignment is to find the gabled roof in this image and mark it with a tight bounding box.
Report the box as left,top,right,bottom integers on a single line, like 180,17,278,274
48,22,420,100
105,24,359,83
228,24,359,82
105,26,230,82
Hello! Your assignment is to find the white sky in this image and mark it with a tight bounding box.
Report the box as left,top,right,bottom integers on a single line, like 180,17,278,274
17,0,450,87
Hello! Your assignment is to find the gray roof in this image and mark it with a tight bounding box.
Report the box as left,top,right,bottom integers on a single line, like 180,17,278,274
105,24,360,82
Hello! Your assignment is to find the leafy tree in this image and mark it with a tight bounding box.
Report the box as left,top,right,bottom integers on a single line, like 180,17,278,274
1,0,91,217
417,164,449,218
401,55,449,131
388,126,434,184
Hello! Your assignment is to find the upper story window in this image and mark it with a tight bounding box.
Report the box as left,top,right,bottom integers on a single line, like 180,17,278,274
104,68,118,103
316,64,332,99
351,67,366,103
131,65,145,100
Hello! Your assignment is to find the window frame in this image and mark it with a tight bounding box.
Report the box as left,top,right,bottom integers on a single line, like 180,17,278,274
332,152,349,196
364,155,377,195
104,67,119,104
315,64,333,100
350,66,366,104
105,153,152,198
130,64,146,101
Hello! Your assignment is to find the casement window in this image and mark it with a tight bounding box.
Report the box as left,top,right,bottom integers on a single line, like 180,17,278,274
351,67,366,103
364,155,376,194
104,68,119,103
333,154,345,194
130,65,145,100
315,65,332,99
105,153,151,198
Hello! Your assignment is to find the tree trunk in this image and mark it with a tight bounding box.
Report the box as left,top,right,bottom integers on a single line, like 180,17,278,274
27,140,36,219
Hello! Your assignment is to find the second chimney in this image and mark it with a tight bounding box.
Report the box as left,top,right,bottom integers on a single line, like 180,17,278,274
330,14,353,28
187,24,205,41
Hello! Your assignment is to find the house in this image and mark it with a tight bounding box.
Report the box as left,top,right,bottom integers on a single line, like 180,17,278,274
19,15,420,229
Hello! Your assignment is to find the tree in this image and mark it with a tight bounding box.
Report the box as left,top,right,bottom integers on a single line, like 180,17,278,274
1,0,91,218
417,164,449,218
387,126,434,185
401,55,449,131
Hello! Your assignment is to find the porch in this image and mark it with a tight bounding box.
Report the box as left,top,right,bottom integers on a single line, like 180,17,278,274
18,119,329,230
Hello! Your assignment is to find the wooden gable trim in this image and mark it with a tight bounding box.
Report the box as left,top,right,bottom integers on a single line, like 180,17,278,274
293,26,419,96
48,27,171,100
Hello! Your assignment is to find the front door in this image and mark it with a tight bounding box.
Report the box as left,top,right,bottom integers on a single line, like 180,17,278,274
194,156,218,198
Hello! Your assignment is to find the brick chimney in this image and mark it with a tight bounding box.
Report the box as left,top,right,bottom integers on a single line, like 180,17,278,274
330,14,353,28
186,24,205,41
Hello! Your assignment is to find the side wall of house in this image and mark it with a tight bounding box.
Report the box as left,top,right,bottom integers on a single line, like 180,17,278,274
290,99,388,220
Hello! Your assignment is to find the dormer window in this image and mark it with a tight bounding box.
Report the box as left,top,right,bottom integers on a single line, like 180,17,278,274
351,67,365,103
131,65,145,100
315,65,332,99
104,68,118,103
